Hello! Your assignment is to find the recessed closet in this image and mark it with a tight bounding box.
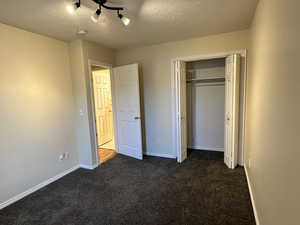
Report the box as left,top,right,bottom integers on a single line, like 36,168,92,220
173,53,244,168
186,58,226,152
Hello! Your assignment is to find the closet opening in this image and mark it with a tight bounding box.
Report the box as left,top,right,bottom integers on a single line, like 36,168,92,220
172,51,247,169
186,58,226,156
91,65,116,164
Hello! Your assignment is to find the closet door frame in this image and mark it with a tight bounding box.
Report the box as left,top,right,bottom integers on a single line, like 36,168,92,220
171,50,247,167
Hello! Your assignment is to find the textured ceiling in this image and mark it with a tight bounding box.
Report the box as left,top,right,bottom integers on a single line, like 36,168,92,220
0,0,258,49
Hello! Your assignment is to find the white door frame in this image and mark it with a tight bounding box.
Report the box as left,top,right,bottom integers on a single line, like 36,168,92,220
171,50,248,165
88,59,119,166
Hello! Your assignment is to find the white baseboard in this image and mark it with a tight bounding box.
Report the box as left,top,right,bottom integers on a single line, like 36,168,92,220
188,146,224,152
244,167,261,225
80,164,99,170
144,152,176,159
0,165,80,210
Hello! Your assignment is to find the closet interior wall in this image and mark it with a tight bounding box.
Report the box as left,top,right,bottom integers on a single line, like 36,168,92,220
186,58,226,152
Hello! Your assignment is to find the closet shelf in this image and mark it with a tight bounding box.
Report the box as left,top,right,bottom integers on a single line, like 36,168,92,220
186,76,225,82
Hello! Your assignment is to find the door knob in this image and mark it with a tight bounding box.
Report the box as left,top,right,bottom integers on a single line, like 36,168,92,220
134,116,141,120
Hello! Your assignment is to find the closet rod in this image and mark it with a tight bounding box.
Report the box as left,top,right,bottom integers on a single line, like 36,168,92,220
186,78,225,83
186,77,224,82
191,83,225,87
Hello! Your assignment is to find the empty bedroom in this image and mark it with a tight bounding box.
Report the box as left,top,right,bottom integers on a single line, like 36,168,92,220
0,1,299,225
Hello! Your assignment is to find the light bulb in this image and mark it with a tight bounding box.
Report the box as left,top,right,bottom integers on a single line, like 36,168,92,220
66,2,79,14
118,14,130,26
121,16,130,26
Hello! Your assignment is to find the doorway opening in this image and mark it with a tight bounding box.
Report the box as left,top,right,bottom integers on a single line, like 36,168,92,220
89,61,144,166
172,51,247,169
91,65,116,164
186,58,226,155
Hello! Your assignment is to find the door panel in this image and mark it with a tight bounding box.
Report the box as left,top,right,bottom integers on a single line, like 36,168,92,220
93,69,114,147
175,60,187,163
224,54,241,169
113,64,143,160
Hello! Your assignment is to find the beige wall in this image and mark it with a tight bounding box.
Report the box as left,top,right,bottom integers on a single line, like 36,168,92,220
0,25,115,205
246,0,300,224
69,40,91,166
69,40,115,167
0,23,78,204
116,30,250,156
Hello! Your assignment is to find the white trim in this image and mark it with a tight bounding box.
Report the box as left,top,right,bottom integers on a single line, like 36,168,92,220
188,146,224,152
109,65,120,155
80,164,99,170
87,60,119,166
172,50,246,62
144,152,176,159
171,61,177,158
245,167,261,225
171,50,247,165
0,165,80,210
240,49,248,166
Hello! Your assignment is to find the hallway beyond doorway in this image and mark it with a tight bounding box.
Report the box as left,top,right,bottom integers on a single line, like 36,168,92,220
98,148,116,164
101,139,115,150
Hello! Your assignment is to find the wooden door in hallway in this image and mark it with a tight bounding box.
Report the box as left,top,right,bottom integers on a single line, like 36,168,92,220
93,69,114,147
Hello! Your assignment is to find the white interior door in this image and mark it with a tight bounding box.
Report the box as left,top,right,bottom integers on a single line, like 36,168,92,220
175,60,187,163
93,69,113,146
113,64,143,160
224,54,241,169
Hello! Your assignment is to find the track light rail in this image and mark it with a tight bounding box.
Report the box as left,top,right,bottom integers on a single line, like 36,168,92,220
67,0,130,26
92,0,124,11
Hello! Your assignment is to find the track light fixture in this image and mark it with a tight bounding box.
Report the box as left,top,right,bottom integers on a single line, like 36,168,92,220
91,7,101,23
118,10,130,26
66,0,130,26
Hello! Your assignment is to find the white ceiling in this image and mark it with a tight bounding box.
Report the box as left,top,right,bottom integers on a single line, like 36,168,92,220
0,0,258,49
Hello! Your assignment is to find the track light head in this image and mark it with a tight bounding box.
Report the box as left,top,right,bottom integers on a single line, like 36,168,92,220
91,8,101,23
118,13,130,26
66,1,80,14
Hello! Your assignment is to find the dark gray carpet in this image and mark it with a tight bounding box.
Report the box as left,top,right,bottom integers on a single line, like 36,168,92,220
0,150,255,225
